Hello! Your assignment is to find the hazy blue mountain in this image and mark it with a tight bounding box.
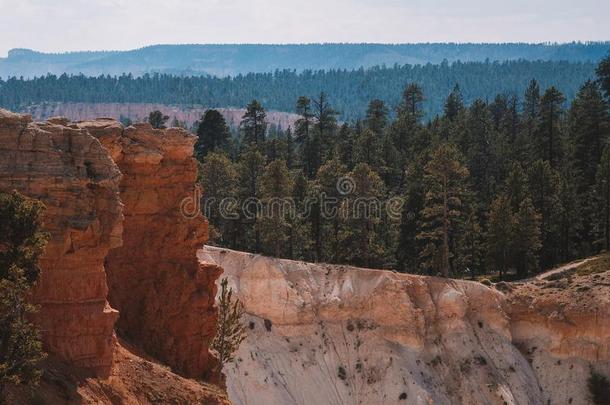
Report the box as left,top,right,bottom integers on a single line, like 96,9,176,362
1,42,608,78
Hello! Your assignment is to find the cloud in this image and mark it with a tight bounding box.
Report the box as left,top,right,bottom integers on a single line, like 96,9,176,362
0,0,608,55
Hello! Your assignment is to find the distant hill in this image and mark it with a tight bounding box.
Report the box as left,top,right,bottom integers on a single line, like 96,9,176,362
1,42,608,78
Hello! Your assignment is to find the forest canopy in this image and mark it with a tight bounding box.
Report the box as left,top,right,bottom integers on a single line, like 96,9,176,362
0,59,597,120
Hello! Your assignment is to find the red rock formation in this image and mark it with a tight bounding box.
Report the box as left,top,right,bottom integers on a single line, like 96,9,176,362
0,110,122,376
78,120,221,379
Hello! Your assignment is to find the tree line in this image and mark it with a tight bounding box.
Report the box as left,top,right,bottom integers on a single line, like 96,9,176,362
196,53,610,280
0,59,596,121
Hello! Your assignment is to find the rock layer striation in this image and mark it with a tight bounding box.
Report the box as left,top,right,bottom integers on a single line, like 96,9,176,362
78,120,221,379
0,111,221,383
201,246,610,405
0,110,122,375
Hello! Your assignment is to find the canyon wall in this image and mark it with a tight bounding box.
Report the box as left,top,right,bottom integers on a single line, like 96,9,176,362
0,110,221,383
201,246,610,405
0,110,122,376
77,119,221,379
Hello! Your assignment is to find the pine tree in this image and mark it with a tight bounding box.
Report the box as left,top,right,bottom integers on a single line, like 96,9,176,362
341,163,387,268
486,195,515,279
504,163,530,211
241,100,267,147
199,153,237,245
417,143,469,277
288,171,313,260
444,84,464,122
295,96,319,178
354,129,384,168
148,110,169,129
568,80,610,186
455,207,483,279
336,123,355,170
528,159,562,269
512,198,542,278
316,159,348,262
596,52,610,103
259,160,294,258
236,146,266,251
399,83,425,119
396,162,424,273
313,92,338,163
0,191,48,396
592,144,610,251
211,278,246,369
392,83,426,159
365,99,388,136
536,87,566,166
459,99,495,206
517,79,542,164
195,109,230,160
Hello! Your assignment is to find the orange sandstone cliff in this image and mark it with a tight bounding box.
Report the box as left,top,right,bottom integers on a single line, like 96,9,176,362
0,111,122,376
77,119,222,379
0,110,227,403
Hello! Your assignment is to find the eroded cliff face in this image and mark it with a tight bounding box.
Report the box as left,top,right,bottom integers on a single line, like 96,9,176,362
201,246,610,405
0,110,122,376
77,119,221,379
506,261,610,405
0,111,222,389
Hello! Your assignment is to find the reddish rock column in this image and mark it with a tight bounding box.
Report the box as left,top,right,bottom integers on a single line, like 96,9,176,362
0,111,122,376
80,120,221,379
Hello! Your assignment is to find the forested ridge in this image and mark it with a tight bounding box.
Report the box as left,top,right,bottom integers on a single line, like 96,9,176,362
2,42,607,78
194,53,610,280
0,59,597,120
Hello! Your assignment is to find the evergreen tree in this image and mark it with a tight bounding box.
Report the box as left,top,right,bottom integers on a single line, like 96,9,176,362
536,87,566,166
417,143,469,277
399,83,425,119
396,162,425,273
505,162,530,211
512,198,542,278
211,278,246,369
236,146,266,251
288,171,313,260
316,159,348,262
341,163,387,268
148,110,169,129
336,123,355,170
259,160,294,257
518,79,542,164
195,109,230,160
528,159,562,269
365,99,388,136
592,144,610,251
391,84,426,159
454,206,484,279
444,84,464,122
313,92,339,162
295,96,319,178
199,153,237,245
460,99,495,206
568,80,610,186
241,100,267,147
354,129,384,168
596,52,610,103
486,195,515,279
0,191,48,396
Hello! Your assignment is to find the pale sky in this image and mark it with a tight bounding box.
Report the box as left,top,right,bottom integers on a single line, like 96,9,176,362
0,0,608,56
